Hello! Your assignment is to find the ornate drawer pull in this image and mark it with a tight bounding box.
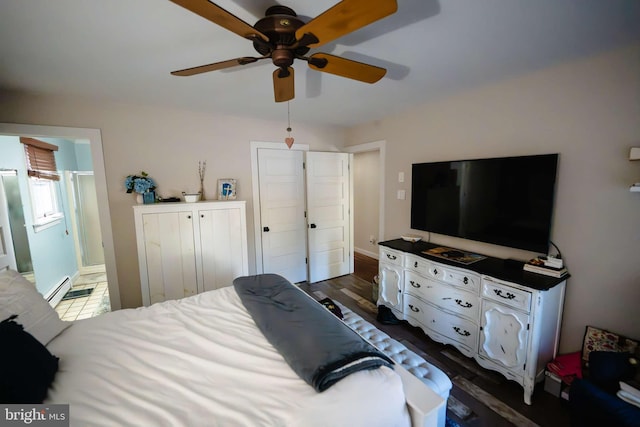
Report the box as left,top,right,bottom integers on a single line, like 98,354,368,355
386,254,397,260
410,280,421,288
414,261,418,268
409,304,420,313
453,326,471,337
455,299,472,308
433,268,438,275
463,277,469,284
493,289,516,300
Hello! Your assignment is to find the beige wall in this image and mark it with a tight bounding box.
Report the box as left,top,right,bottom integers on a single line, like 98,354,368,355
0,93,345,308
346,44,640,353
353,150,380,257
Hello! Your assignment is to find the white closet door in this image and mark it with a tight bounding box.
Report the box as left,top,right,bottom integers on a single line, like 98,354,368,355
257,148,307,283
306,152,351,283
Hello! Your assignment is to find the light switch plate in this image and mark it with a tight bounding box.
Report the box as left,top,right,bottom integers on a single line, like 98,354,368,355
398,172,405,183
397,190,406,200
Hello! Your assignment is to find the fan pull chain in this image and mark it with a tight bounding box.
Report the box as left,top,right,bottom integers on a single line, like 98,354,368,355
285,101,294,149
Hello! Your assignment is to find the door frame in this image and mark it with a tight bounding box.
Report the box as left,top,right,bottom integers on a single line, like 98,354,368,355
344,140,386,249
250,141,309,275
0,123,121,310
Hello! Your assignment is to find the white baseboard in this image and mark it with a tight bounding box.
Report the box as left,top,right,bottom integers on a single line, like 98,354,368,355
45,276,72,308
355,247,379,259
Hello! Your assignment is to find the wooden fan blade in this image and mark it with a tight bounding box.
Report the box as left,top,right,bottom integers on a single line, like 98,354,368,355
295,0,397,48
273,67,294,102
307,53,386,83
170,0,268,41
171,57,265,76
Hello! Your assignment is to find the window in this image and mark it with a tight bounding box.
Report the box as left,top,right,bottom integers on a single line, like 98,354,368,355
20,137,63,232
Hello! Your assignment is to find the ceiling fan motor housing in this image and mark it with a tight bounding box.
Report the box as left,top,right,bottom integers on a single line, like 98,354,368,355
252,6,310,61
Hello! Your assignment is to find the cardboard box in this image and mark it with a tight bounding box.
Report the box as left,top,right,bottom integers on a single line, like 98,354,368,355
544,370,563,397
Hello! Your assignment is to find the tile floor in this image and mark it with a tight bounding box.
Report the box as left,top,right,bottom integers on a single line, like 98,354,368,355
54,272,110,321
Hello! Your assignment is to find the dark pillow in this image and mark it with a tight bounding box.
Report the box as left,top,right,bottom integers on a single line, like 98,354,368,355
0,314,59,403
588,351,635,394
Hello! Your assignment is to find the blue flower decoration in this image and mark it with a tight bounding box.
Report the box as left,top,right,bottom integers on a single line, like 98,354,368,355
125,172,156,194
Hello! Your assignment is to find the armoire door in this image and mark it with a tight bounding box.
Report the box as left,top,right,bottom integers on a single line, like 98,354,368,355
140,211,198,305
306,151,351,283
257,148,307,283
199,205,248,292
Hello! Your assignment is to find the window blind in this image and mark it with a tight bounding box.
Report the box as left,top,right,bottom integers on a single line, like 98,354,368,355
20,137,60,181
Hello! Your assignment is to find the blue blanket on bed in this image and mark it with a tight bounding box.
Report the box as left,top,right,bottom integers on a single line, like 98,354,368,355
233,274,394,392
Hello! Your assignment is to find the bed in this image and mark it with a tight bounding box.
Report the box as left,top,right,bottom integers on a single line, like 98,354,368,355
1,270,444,427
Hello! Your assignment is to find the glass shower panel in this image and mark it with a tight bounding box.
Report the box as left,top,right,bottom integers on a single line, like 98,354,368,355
72,172,104,267
0,171,33,273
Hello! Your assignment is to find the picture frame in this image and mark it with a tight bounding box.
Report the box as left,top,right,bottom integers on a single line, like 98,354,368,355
217,178,237,200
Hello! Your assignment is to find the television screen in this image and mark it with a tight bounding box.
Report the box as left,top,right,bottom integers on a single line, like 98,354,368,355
411,154,559,253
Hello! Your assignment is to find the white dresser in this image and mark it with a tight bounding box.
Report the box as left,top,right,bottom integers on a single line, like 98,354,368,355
134,201,248,306
378,240,566,405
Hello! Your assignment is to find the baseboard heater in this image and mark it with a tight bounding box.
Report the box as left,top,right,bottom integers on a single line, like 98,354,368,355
46,276,72,308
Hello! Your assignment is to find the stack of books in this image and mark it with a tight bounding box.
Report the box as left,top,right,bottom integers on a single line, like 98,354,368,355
618,381,640,408
523,258,568,278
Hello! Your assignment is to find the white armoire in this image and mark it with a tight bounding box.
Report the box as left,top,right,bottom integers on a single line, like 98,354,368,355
133,201,248,306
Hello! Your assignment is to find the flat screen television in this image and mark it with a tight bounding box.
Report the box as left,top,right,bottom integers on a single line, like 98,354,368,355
411,154,559,253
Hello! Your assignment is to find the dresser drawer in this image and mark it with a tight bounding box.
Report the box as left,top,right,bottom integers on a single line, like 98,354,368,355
440,266,481,294
379,246,403,266
405,271,480,321
404,294,479,350
482,278,531,313
404,254,433,275
419,261,481,293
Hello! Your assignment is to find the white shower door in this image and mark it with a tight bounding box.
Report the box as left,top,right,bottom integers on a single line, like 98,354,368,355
71,172,104,268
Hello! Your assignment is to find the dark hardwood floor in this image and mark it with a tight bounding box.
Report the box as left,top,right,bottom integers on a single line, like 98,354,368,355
299,252,571,427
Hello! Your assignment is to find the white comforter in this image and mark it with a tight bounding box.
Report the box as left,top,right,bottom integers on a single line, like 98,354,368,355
46,286,410,427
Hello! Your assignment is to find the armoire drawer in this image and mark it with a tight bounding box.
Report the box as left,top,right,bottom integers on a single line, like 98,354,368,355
405,271,480,321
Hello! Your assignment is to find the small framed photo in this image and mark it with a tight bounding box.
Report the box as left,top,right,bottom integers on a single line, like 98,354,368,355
217,179,237,200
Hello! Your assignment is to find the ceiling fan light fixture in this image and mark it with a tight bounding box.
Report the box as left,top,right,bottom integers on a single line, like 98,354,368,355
169,0,398,101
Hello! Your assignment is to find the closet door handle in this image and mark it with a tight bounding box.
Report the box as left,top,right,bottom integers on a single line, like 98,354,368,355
310,223,317,229
263,227,270,232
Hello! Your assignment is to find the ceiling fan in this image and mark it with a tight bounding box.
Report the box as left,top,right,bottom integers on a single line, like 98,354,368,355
169,0,398,102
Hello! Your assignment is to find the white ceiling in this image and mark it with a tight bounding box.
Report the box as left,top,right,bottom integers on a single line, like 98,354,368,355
1,0,638,127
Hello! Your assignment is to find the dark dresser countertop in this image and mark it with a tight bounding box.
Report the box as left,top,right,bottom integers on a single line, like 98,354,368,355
379,239,568,291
